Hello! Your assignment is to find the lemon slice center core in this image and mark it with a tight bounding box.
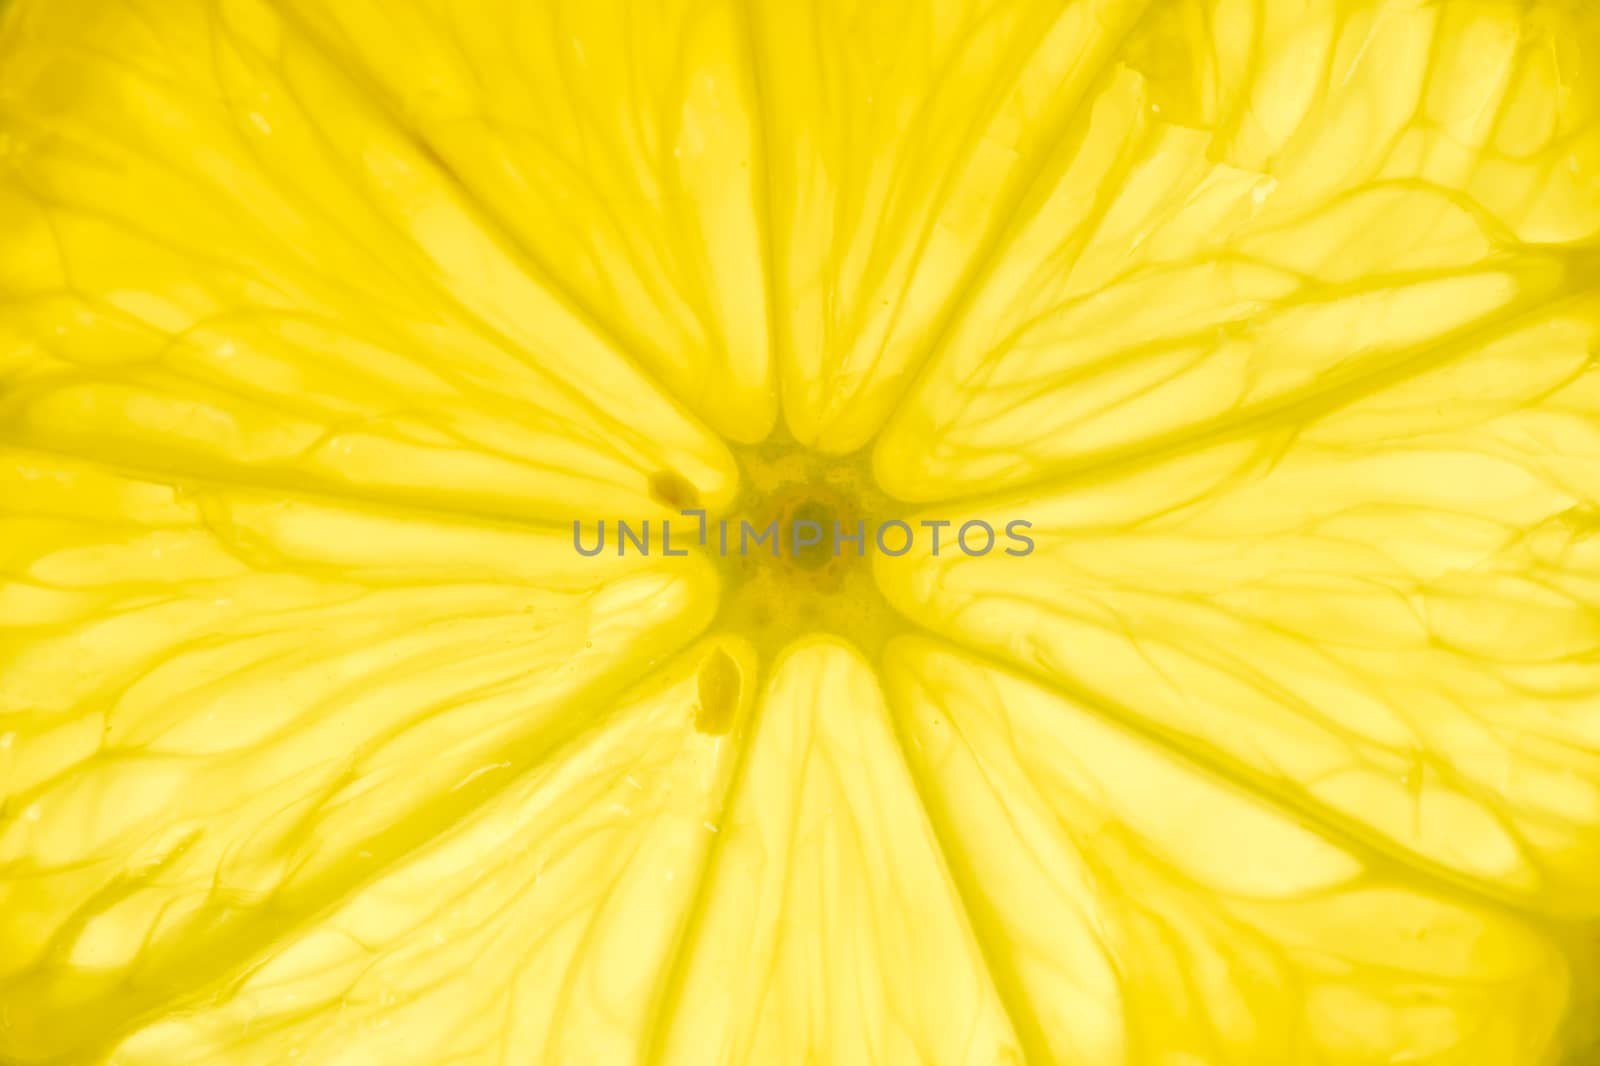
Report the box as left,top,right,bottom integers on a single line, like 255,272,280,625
710,442,900,657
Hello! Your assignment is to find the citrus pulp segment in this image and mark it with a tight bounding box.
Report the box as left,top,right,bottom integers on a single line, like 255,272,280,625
886,638,1576,1065
0,447,715,1063
651,640,1021,1065
0,0,737,523
270,0,776,443
97,640,749,1066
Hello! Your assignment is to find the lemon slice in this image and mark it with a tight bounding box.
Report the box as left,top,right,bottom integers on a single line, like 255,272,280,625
3,0,1600,1064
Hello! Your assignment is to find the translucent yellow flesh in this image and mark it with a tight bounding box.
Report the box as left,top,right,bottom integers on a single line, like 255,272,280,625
0,448,717,1062
875,0,1600,497
0,0,738,521
2,0,1599,1064
875,320,1600,912
653,641,1019,1065
885,639,1570,1065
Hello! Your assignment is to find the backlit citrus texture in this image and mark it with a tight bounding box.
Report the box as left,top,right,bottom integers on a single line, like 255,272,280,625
2,0,1600,1063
